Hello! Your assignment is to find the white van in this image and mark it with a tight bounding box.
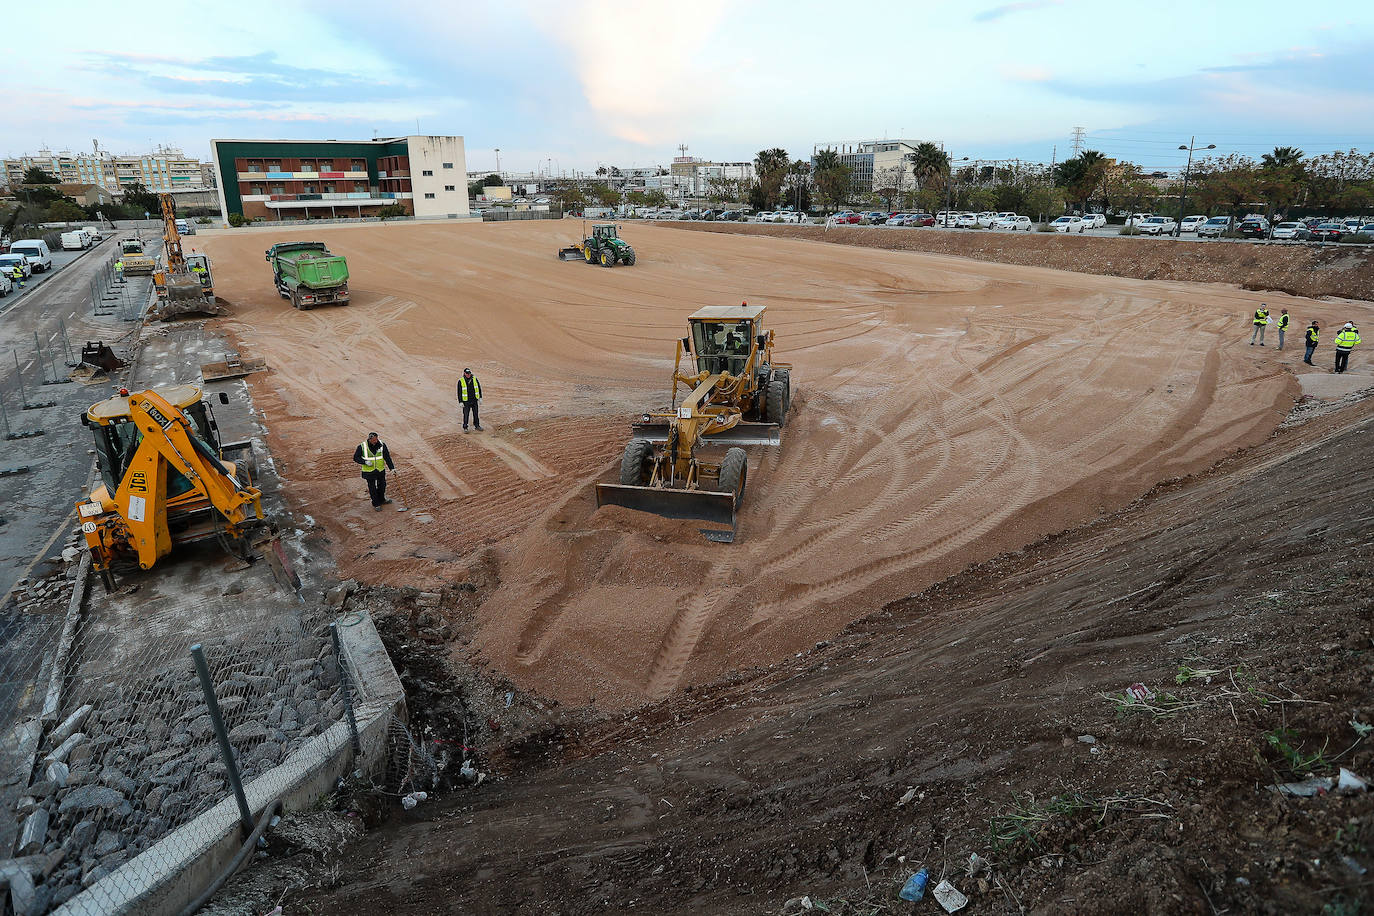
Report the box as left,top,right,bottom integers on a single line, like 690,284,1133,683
8,240,52,272
61,230,88,251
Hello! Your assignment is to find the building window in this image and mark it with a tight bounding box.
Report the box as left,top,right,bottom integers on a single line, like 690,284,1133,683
354,182,366,192
267,161,280,171
271,185,285,195
424,192,436,199
444,185,455,191
422,169,433,176
442,162,453,169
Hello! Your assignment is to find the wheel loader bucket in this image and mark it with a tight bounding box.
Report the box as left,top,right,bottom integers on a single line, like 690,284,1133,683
630,420,781,447
558,247,583,261
594,483,738,543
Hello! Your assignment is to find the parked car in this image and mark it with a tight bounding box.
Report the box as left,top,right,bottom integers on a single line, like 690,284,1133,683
776,211,805,224
1310,223,1345,241
1237,218,1271,239
1270,222,1311,240
907,213,935,227
1197,216,1231,237
0,272,11,296
1079,213,1107,229
862,211,887,224
831,212,861,224
8,240,52,272
0,253,33,279
1139,216,1179,235
955,213,980,228
1358,224,1374,235
1179,215,1208,233
1341,219,1363,235
1051,216,1085,233
61,230,89,251
720,210,742,221
993,214,1032,230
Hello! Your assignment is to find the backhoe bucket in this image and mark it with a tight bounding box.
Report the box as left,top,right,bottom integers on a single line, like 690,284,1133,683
595,483,738,542
630,420,781,447
558,247,583,261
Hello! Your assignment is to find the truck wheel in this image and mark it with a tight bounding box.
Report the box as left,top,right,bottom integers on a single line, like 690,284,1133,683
291,289,310,310
601,250,616,267
766,378,788,424
619,439,654,486
718,448,747,503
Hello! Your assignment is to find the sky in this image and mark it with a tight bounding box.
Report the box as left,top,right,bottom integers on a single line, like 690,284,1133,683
5,0,1373,176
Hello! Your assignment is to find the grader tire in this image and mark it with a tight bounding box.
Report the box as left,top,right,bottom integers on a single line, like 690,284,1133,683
619,439,654,486
773,369,792,414
718,447,748,503
766,378,788,424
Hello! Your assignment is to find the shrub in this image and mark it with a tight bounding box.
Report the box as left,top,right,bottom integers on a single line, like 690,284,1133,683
376,204,408,220
227,213,245,227
1119,226,1141,236
1340,232,1374,244
1035,222,1055,232
196,217,211,225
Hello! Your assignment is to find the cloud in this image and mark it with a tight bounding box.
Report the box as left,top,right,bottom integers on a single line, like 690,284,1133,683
973,0,1062,23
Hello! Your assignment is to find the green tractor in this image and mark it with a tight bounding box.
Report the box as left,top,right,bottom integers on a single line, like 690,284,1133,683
558,223,636,267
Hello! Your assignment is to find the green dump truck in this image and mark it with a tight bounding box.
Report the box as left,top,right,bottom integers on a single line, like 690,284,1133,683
265,242,350,309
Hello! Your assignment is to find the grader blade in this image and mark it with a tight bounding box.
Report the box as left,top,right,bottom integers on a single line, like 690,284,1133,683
594,483,738,542
558,246,584,261
630,420,780,447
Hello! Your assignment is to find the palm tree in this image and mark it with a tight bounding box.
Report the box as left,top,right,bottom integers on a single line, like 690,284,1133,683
911,142,950,190
1261,146,1304,171
813,149,841,172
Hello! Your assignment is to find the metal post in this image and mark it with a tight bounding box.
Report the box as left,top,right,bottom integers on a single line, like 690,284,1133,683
330,623,362,758
191,644,255,837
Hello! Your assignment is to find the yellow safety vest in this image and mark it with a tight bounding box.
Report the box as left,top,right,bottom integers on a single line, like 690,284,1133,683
1335,329,1361,350
115,261,123,271
360,441,386,472
1277,313,1289,330
10,267,19,279
458,377,481,401
1253,309,1268,326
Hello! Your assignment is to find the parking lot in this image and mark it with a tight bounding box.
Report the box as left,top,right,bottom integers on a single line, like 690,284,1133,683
0,235,115,315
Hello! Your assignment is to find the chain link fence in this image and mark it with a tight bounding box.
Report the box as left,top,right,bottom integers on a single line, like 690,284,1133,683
0,566,389,915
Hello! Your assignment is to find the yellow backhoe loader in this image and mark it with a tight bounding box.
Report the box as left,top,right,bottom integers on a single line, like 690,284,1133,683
151,194,224,320
76,385,265,590
596,303,791,542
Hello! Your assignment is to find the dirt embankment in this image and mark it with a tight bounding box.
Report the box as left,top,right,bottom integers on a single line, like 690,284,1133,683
664,222,1374,300
290,392,1374,916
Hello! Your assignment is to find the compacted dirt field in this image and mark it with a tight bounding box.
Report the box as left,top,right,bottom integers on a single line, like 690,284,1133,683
198,221,1370,709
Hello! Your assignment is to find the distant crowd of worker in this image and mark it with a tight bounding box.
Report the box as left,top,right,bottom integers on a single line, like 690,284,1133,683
350,369,484,510
1250,304,1360,374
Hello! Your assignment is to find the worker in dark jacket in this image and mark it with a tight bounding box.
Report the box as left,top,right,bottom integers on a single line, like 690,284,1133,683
352,431,395,510
457,368,483,431
1304,321,1320,366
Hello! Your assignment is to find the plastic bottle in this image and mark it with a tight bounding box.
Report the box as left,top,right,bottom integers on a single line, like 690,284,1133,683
899,868,929,902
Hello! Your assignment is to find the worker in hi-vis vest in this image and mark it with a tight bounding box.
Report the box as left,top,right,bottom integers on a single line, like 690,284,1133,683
352,431,396,510
457,368,483,431
1250,304,1270,346
1334,323,1361,375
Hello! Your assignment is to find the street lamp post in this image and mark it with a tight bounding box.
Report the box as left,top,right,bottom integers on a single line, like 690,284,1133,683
1175,136,1215,236
495,148,501,177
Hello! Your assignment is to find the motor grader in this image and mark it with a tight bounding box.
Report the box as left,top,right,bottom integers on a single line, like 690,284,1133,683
595,303,791,541
558,223,636,267
76,385,264,590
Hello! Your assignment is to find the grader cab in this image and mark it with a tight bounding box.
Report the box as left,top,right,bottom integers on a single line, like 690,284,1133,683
596,304,792,541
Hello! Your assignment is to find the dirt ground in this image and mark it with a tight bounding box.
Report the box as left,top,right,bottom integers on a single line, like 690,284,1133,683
197,221,1373,710
666,222,1374,300
283,387,1374,916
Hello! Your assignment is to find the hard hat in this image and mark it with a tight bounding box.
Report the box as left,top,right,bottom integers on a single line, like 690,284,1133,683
1346,322,1354,329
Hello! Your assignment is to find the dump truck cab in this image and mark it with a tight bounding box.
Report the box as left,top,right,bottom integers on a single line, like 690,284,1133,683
79,385,263,589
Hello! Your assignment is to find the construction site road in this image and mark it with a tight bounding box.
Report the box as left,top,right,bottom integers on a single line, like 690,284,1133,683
196,220,1372,708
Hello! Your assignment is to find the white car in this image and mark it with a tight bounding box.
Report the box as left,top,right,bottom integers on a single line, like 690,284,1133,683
993,214,1032,230
1178,215,1207,233
1051,216,1085,233
974,211,997,228
1197,216,1230,237
1139,216,1178,235
1079,213,1107,229
755,211,775,222
0,272,11,297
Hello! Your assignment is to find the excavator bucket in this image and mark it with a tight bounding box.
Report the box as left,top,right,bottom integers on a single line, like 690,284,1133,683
594,483,738,543
630,419,781,447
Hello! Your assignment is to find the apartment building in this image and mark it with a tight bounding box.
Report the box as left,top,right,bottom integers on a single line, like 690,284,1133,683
210,136,468,222
2,146,209,194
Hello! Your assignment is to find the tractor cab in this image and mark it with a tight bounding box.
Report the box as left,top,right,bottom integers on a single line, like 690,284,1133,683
688,304,767,377
592,224,619,243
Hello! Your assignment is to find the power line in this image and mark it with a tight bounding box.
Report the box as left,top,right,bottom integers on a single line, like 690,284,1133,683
1070,127,1086,156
